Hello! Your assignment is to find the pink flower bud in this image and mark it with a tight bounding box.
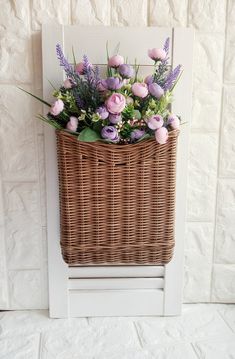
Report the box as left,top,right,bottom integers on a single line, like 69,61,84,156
167,114,180,129
75,62,84,75
147,115,164,130
131,82,148,98
155,127,169,144
108,55,124,68
50,99,64,116
66,117,78,132
148,48,166,61
63,78,72,89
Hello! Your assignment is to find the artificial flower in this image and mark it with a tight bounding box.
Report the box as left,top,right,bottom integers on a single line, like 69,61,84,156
106,93,126,114
131,83,148,98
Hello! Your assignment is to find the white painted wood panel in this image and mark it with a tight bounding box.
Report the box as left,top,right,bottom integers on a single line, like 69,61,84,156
63,26,172,65
68,266,164,278
42,25,68,318
43,25,193,317
68,278,164,290
164,28,194,315
69,289,164,317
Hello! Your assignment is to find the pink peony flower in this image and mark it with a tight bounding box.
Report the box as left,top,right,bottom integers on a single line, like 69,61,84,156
167,114,180,129
63,78,72,89
105,93,126,114
148,48,166,61
66,117,78,132
108,54,124,68
147,115,164,130
155,127,169,144
50,99,64,116
75,62,84,75
131,82,148,98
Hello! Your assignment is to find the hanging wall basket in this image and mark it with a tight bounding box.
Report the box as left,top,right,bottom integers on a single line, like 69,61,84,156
56,129,179,266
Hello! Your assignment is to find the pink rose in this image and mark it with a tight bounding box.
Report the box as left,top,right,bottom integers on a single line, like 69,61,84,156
148,48,166,61
50,99,64,116
66,117,78,132
75,62,84,75
132,82,148,98
155,127,169,144
105,93,126,114
147,115,164,130
63,78,72,89
167,114,180,129
108,55,124,68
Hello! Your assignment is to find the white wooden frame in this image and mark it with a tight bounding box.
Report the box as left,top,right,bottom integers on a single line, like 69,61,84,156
42,25,193,318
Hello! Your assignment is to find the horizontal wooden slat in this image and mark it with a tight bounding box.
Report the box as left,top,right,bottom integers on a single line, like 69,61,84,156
69,289,164,317
68,266,164,278
68,278,164,290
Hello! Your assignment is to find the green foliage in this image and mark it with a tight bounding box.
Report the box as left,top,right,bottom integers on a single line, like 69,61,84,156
119,122,133,139
78,127,101,142
122,103,135,121
18,87,51,107
54,89,78,114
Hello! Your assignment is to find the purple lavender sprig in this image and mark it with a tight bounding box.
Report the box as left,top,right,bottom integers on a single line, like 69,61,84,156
56,44,76,80
83,55,100,88
83,55,93,82
153,38,171,86
163,64,182,91
75,94,84,109
163,37,170,56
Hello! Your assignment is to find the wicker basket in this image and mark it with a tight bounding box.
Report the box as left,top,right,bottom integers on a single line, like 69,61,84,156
56,129,179,265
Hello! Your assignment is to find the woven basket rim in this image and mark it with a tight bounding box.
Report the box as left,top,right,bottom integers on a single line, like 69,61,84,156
56,129,180,151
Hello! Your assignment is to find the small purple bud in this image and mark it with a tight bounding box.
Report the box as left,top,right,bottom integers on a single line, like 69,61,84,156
96,106,109,120
144,75,154,85
148,83,164,99
103,77,123,90
109,114,122,124
131,129,146,141
119,64,134,78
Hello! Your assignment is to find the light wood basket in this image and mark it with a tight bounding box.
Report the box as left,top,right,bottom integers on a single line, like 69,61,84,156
56,129,179,265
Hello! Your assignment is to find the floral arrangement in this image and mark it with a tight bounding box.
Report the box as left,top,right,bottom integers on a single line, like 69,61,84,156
25,38,182,145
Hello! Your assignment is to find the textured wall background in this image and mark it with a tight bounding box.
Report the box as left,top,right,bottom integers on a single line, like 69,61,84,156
0,0,234,309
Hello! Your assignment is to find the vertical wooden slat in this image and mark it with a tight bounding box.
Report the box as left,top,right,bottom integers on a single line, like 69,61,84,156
164,27,194,315
42,25,69,318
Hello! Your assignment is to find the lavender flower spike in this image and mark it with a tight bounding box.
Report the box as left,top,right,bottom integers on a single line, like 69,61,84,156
56,44,74,78
163,64,181,91
163,37,170,55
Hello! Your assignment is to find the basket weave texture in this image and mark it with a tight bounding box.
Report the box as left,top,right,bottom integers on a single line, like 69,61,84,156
56,130,179,265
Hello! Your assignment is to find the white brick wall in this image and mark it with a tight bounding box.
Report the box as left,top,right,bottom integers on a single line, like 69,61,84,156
0,0,234,309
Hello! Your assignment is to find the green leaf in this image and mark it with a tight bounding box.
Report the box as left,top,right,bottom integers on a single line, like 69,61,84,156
18,87,51,107
36,115,62,130
92,121,103,133
137,133,152,142
72,46,77,68
78,127,101,142
47,79,57,90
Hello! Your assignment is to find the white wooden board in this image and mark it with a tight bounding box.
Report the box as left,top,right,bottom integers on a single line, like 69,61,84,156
42,25,193,318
